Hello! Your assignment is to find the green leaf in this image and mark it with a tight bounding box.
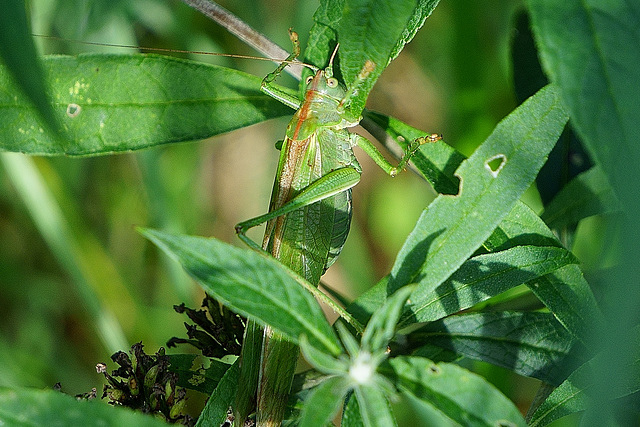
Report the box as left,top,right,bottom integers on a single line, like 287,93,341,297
541,166,621,229
0,0,61,136
139,228,341,355
386,356,526,426
483,202,560,251
527,265,601,344
0,387,168,426
304,0,345,70
363,97,600,342
401,245,578,326
336,322,362,358
299,376,352,427
300,335,347,376
361,285,416,353
410,312,582,385
350,122,600,344
195,359,239,427
338,0,440,115
390,85,567,294
353,383,397,427
0,54,291,156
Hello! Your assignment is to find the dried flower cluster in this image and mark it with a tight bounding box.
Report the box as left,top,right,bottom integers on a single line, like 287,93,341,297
98,342,193,426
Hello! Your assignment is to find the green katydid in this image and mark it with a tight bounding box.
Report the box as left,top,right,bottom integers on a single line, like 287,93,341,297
232,30,441,426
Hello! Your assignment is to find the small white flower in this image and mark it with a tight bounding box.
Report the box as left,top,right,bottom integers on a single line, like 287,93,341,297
349,351,375,384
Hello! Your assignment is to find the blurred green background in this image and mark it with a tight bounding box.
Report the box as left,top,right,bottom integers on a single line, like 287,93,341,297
1,0,586,422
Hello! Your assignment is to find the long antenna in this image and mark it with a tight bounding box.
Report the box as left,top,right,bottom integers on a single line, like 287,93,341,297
33,34,316,70
180,0,304,80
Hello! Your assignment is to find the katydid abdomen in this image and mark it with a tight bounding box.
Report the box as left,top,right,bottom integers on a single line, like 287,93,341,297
264,127,359,282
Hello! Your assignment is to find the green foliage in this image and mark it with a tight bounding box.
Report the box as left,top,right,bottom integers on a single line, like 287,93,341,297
408,311,582,385
0,55,291,155
195,359,239,427
140,228,342,355
527,0,640,422
0,0,638,425
0,387,169,426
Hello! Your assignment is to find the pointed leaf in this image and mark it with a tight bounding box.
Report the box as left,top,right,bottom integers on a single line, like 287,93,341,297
336,322,362,359
390,85,567,296
0,54,291,156
300,335,347,375
299,376,352,427
410,312,582,385
361,285,416,353
140,228,341,355
355,117,600,344
338,0,440,115
386,356,526,426
350,86,569,324
353,383,397,427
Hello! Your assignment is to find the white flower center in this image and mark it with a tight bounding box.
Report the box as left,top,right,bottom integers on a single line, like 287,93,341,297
349,352,375,384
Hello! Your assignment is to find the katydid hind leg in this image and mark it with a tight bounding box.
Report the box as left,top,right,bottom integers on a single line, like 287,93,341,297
355,133,442,177
235,167,361,242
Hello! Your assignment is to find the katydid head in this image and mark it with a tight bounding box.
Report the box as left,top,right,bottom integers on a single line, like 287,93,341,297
302,42,347,102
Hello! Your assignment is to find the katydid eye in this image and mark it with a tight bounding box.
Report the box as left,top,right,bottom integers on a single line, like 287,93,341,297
305,76,314,84
327,77,338,88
